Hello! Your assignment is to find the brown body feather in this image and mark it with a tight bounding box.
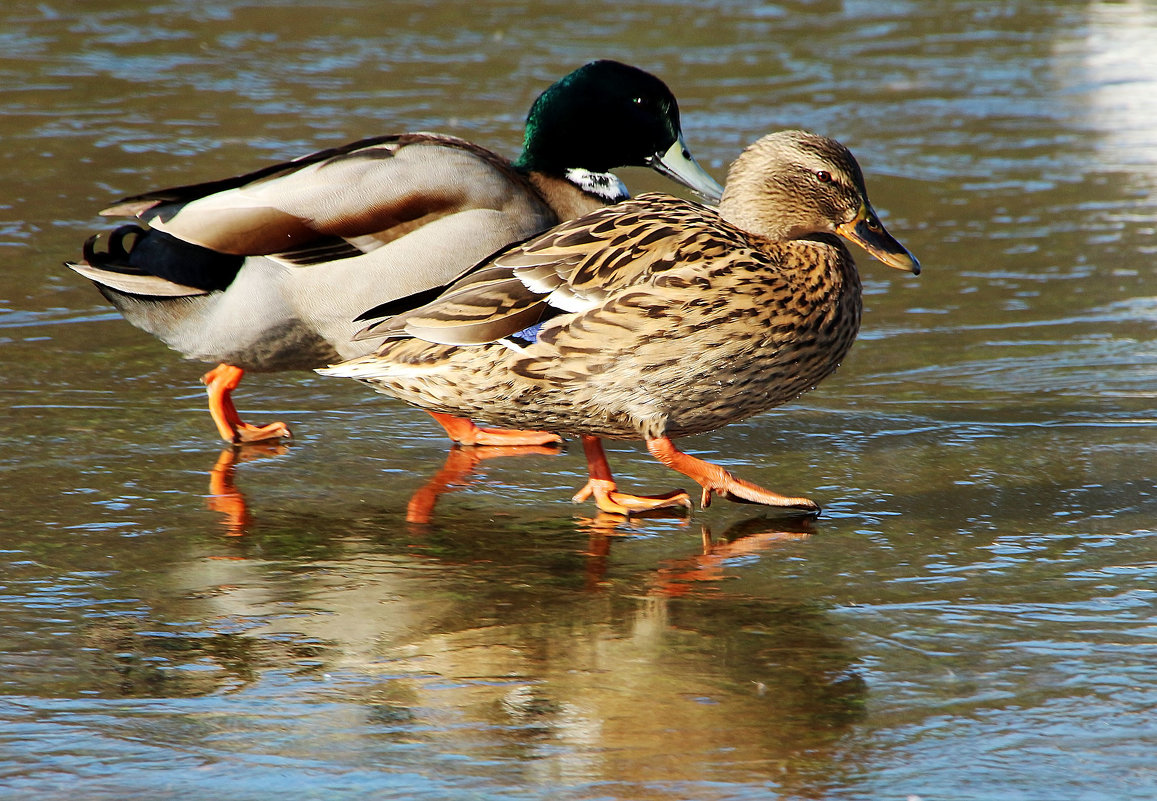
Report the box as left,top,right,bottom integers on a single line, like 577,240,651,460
339,194,862,440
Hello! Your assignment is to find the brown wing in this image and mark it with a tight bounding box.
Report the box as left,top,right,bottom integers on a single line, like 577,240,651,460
381,194,729,345
507,233,851,390
496,193,724,301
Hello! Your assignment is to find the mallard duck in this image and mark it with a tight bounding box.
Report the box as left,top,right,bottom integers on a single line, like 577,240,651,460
68,60,722,445
320,130,919,516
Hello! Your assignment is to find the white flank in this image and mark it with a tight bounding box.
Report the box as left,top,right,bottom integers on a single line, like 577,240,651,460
316,359,448,380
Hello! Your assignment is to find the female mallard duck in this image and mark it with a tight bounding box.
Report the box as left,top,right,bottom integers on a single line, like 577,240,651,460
68,60,722,445
321,130,919,516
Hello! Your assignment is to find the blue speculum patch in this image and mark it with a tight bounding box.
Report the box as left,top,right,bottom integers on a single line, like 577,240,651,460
510,322,544,345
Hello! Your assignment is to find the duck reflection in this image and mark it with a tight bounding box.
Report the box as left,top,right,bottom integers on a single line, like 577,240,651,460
206,442,290,536
204,441,567,533
406,443,564,524
207,441,814,534
578,513,813,596
78,510,864,795
645,516,814,597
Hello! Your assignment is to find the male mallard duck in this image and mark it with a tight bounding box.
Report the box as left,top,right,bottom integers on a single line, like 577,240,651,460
68,60,722,445
320,130,919,516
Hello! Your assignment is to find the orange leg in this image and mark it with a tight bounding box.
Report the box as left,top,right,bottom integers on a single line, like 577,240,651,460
426,411,562,447
571,436,692,515
202,364,292,444
646,436,820,514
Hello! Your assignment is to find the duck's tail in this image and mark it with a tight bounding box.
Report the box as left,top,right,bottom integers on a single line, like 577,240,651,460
67,224,243,298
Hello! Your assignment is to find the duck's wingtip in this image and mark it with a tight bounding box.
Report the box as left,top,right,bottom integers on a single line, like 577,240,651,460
99,199,162,217
315,361,375,381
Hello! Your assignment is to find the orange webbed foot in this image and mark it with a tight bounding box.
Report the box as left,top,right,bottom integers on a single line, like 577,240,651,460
646,437,820,515
202,364,292,444
231,421,293,444
695,471,819,512
468,426,564,447
427,412,561,447
571,477,693,516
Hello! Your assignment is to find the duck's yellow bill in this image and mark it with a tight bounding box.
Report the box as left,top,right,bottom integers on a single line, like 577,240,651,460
836,204,920,275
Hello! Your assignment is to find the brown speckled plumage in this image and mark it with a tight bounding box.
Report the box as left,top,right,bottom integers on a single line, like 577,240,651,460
341,197,862,440
323,130,919,514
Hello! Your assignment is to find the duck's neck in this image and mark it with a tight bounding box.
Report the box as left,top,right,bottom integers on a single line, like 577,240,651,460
718,195,800,242
513,119,629,206
524,172,612,220
514,152,628,208
515,135,628,218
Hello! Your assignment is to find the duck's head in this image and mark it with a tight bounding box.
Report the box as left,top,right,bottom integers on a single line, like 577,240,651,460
719,130,919,274
514,60,724,203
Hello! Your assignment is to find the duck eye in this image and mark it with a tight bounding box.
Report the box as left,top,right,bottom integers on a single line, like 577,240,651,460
815,170,832,183
632,96,645,105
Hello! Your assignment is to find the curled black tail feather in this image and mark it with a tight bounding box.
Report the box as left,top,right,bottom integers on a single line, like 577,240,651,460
83,224,146,269
81,224,243,292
